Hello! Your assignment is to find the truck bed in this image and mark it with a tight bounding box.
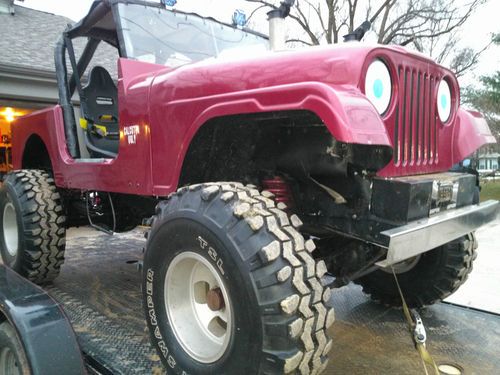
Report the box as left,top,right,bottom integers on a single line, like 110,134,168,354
47,228,500,374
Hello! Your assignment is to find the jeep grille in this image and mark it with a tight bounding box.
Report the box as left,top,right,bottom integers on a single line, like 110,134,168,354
393,66,439,166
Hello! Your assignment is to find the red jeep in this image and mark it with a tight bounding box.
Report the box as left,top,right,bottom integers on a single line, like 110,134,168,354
1,0,498,374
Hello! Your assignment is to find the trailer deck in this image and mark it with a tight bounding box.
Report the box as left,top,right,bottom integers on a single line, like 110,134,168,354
46,228,500,374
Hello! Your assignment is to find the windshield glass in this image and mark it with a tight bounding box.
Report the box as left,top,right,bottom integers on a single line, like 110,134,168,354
117,3,269,67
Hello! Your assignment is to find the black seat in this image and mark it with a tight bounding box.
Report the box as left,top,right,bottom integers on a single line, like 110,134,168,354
81,66,119,158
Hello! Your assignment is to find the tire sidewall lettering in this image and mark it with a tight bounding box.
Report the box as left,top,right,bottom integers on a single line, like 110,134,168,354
146,234,228,374
145,267,185,374
144,216,260,374
197,235,225,275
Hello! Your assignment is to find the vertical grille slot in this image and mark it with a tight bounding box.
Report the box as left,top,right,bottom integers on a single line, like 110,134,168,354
394,66,438,167
429,75,436,163
415,72,421,162
408,70,414,163
402,69,409,163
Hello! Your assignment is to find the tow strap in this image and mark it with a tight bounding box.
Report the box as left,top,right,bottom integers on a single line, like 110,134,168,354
391,267,440,375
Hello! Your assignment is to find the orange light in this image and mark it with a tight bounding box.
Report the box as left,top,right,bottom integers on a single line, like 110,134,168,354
1,107,22,123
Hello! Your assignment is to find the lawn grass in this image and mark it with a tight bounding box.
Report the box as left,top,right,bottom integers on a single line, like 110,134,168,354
480,179,500,201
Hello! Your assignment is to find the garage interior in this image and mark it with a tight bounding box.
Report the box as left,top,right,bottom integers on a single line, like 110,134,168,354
0,106,34,175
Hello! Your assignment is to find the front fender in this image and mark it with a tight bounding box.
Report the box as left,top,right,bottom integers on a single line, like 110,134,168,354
0,266,85,374
149,82,392,194
453,109,496,163
184,82,392,148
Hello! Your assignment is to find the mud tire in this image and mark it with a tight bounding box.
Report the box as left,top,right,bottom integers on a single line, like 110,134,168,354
0,170,66,284
143,182,335,374
355,234,477,307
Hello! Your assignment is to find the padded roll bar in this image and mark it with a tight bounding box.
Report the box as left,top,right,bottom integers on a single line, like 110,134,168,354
55,35,80,159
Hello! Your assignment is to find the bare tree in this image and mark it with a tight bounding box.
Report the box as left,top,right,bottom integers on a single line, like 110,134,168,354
245,0,488,74
449,43,493,77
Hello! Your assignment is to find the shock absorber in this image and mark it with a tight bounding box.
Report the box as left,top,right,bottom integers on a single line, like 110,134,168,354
261,176,294,208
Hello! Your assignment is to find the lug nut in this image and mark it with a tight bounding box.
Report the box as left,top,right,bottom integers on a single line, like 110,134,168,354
206,287,225,311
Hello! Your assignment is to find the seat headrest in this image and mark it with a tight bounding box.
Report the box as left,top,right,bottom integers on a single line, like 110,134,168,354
82,66,118,124
87,66,115,90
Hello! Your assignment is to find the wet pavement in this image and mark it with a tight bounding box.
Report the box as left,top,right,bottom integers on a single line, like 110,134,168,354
61,224,500,374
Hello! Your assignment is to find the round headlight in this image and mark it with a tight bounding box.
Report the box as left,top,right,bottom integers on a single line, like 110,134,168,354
365,59,392,115
437,79,452,123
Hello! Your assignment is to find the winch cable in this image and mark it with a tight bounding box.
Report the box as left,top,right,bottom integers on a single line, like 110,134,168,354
391,267,440,375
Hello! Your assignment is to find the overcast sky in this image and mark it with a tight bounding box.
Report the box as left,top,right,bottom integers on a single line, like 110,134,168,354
14,0,499,86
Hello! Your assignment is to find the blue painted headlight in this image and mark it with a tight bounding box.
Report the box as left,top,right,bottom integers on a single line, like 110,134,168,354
365,59,392,115
437,79,451,123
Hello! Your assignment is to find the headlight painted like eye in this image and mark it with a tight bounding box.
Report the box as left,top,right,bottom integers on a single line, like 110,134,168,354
365,59,392,115
437,79,452,123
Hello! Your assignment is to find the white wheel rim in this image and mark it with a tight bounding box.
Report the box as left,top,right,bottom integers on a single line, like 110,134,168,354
3,203,19,257
164,251,232,363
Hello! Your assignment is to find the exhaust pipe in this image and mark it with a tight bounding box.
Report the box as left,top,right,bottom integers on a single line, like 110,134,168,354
267,0,295,51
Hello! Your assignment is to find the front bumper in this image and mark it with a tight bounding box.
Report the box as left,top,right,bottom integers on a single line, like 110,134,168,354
376,199,500,268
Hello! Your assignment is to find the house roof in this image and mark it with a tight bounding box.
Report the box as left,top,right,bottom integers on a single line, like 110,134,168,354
0,5,71,72
0,5,117,77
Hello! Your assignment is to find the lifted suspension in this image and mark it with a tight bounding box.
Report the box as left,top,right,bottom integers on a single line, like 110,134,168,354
262,176,294,208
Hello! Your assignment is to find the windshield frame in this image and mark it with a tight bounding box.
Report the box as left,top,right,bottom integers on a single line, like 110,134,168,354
110,0,268,62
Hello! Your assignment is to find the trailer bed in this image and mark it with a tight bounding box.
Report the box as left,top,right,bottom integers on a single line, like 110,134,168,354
47,228,500,374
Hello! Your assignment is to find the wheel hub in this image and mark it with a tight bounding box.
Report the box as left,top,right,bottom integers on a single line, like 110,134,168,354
164,251,232,363
206,287,225,311
3,202,19,258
